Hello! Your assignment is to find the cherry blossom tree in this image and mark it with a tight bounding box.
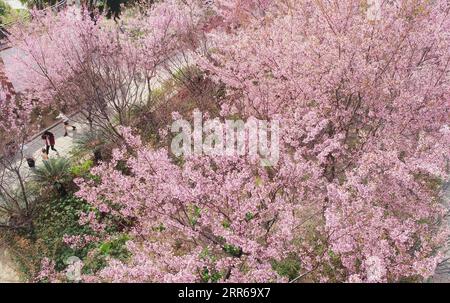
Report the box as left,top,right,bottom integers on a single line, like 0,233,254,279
0,77,37,230
197,0,450,281
7,1,204,143
21,0,450,282
76,126,306,282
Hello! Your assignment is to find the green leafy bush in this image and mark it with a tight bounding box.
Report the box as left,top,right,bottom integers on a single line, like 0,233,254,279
99,234,131,259
200,267,223,283
33,195,95,271
28,194,130,277
33,157,72,197
272,255,301,281
0,0,11,18
83,234,131,274
70,159,94,178
223,243,242,257
70,130,106,160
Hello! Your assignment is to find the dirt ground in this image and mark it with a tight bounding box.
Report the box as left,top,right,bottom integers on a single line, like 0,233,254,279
0,245,21,282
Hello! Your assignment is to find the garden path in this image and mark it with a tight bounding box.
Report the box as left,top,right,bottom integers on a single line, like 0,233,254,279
430,181,450,282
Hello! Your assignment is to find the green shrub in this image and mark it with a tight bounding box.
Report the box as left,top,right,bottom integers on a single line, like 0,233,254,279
33,157,72,197
99,234,131,259
33,195,95,271
32,194,131,277
0,0,11,19
83,234,131,274
223,243,242,257
272,255,301,281
200,267,223,283
70,130,105,160
188,205,201,226
70,159,94,178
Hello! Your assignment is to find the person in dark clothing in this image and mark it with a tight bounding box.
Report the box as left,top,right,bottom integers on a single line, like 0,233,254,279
26,157,36,168
42,131,58,155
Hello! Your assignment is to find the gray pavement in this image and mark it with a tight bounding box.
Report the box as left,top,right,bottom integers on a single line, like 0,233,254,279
0,245,20,282
430,181,450,282
23,114,88,167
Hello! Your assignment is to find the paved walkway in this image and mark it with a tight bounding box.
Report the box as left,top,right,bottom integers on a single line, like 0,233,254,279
23,114,87,167
0,242,21,282
430,181,450,282
0,113,88,189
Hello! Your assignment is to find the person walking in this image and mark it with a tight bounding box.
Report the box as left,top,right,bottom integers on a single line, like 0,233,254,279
42,131,58,155
56,112,76,137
